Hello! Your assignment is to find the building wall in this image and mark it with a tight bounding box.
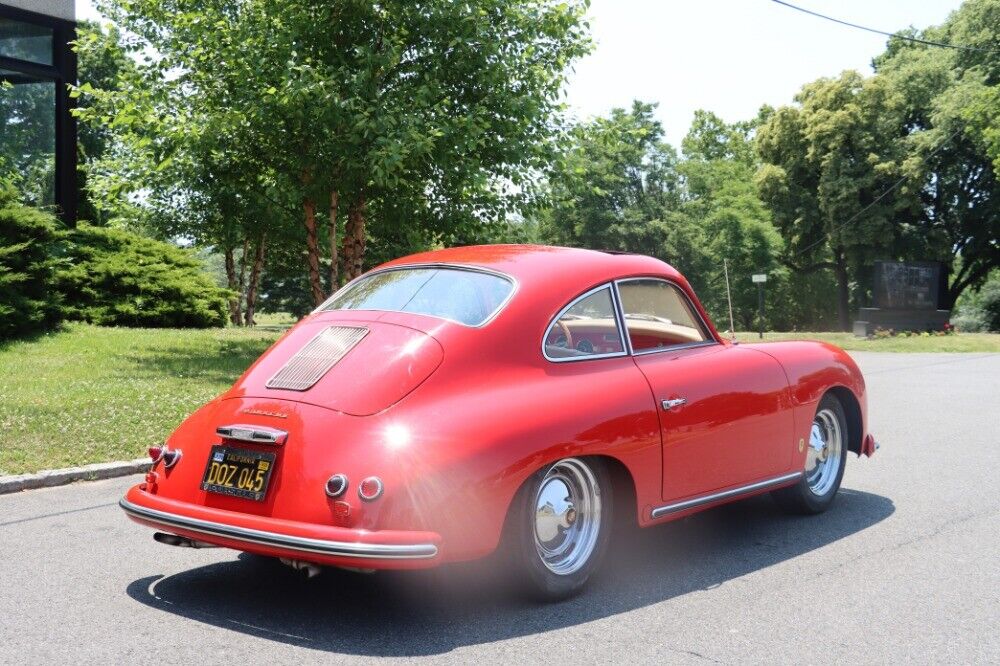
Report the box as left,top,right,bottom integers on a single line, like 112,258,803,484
1,0,74,22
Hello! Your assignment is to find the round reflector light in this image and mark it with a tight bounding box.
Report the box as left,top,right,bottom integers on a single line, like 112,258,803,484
325,474,348,498
358,476,383,501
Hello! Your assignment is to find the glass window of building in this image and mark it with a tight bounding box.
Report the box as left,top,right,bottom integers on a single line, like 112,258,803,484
0,17,54,64
0,3,76,221
0,69,56,205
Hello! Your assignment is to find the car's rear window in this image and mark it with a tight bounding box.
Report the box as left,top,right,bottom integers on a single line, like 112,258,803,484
319,267,514,326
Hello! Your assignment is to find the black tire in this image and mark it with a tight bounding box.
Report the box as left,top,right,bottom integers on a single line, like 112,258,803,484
772,393,849,515
505,457,613,601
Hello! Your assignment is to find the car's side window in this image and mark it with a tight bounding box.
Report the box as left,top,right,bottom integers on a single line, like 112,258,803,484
617,279,710,352
543,286,626,361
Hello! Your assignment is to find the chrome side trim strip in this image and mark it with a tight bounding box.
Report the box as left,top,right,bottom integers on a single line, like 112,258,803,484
120,498,438,559
650,472,803,519
631,340,719,356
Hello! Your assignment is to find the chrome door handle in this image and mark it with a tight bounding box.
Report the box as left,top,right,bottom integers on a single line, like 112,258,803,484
661,398,687,411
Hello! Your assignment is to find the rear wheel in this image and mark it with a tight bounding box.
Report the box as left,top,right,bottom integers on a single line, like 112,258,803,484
507,457,612,601
772,393,848,514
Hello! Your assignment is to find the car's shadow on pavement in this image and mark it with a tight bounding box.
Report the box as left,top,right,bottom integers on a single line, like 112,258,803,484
125,488,893,657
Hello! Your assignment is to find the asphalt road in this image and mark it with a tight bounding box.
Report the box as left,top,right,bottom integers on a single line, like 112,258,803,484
1,352,998,664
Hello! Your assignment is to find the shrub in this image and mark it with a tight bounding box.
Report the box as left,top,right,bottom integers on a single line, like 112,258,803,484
55,225,228,328
972,281,1000,332
0,178,63,340
952,273,1000,332
951,308,987,332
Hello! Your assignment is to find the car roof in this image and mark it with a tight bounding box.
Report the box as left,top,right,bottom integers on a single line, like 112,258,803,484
373,245,720,343
378,244,685,290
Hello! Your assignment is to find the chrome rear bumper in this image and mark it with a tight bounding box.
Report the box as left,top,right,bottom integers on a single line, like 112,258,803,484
120,498,439,560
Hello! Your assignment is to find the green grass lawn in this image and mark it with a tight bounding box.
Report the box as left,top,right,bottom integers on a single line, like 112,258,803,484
732,330,1000,352
1,321,998,476
0,323,283,475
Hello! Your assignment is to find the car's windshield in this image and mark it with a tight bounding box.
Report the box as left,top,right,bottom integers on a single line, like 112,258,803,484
319,267,514,326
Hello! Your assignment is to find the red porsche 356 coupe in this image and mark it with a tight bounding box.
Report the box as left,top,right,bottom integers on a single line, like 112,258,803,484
122,245,876,599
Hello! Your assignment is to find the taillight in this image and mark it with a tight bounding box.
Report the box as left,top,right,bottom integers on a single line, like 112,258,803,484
161,449,182,468
358,476,383,501
325,474,348,498
150,444,181,468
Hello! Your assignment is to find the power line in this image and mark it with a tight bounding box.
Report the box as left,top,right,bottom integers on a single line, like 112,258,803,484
794,127,964,257
770,0,997,54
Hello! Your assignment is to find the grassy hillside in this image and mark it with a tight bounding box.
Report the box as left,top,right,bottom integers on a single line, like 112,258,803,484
0,323,282,475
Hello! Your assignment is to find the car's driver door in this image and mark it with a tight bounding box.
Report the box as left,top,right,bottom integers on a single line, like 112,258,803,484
616,279,794,502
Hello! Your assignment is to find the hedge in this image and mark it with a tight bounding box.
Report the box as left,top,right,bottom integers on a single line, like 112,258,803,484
55,225,228,329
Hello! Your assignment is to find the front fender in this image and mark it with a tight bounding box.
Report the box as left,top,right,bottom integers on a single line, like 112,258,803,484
749,341,871,459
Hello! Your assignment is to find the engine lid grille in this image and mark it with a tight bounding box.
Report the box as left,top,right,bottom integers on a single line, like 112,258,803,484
265,326,369,391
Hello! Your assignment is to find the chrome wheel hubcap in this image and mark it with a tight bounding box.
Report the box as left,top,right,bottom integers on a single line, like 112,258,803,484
805,408,843,496
533,458,601,576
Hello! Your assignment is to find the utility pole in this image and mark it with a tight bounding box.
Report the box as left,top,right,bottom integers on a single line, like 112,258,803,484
752,273,767,340
723,259,735,342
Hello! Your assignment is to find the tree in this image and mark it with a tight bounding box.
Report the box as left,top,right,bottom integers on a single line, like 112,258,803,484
758,2,1000,328
756,71,911,330
73,21,138,225
681,157,786,330
86,0,592,308
541,103,788,329
0,177,63,339
682,109,760,167
541,101,686,251
871,2,1000,308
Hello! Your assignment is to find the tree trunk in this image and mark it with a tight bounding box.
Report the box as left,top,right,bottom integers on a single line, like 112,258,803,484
244,235,266,327
223,246,242,326
945,258,992,311
344,196,367,281
328,190,339,293
302,196,325,306
234,237,250,326
833,250,851,332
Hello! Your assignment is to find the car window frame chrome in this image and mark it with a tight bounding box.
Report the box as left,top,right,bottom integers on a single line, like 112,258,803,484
541,283,630,363
613,277,720,357
313,263,518,329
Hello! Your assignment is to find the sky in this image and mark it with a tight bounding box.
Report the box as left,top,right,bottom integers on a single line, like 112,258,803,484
76,0,963,145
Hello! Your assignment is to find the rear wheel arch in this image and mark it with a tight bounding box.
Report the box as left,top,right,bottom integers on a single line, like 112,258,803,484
503,453,637,532
590,454,638,529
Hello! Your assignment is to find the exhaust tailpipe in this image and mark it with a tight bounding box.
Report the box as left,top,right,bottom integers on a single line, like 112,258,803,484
153,532,219,549
279,558,323,578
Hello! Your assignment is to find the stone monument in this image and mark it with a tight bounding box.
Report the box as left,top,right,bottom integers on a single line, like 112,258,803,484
853,261,951,337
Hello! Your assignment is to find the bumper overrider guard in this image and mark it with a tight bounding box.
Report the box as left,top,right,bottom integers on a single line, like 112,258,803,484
119,496,439,561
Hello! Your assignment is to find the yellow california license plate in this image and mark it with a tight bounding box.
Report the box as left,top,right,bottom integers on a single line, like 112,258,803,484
201,446,275,501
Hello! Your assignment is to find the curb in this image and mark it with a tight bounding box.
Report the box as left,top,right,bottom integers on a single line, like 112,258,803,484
0,458,149,495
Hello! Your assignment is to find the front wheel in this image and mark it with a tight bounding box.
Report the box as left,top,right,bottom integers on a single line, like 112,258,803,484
507,457,612,601
772,393,849,514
